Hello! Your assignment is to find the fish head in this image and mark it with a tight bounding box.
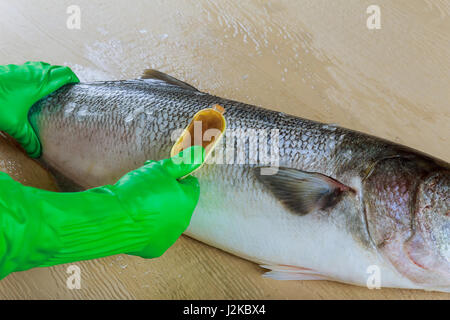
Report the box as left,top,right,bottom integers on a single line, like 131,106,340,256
363,156,450,288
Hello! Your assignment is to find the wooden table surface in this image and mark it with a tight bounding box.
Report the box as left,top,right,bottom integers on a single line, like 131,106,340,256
0,0,448,299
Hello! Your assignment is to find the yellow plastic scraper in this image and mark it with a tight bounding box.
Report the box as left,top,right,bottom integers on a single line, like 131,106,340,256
171,104,226,174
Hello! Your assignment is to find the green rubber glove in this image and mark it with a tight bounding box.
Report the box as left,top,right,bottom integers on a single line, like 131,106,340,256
0,61,79,158
0,145,205,279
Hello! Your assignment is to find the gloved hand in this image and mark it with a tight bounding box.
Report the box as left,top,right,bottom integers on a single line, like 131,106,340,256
0,62,79,158
0,145,204,279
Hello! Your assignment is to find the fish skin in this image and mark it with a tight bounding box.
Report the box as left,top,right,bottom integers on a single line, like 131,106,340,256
28,77,450,291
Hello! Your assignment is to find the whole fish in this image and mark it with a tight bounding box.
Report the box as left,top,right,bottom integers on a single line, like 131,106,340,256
28,70,449,292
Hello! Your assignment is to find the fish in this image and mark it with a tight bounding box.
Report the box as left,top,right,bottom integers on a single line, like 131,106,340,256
28,69,450,292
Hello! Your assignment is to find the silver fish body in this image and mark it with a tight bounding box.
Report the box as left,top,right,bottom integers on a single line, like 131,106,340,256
28,77,450,291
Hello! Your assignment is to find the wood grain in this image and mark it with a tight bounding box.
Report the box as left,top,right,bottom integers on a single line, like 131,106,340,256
0,0,448,299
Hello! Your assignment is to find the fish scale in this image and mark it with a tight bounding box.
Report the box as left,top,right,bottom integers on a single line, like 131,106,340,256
28,75,449,291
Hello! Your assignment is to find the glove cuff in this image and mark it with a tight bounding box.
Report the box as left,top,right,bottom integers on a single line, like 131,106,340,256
0,178,151,278
36,186,153,267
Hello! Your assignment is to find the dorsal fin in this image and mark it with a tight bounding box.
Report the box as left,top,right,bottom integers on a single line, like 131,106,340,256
140,69,199,91
255,167,353,215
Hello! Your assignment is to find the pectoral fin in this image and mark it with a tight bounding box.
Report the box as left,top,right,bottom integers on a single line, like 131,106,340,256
255,167,352,215
140,69,199,91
